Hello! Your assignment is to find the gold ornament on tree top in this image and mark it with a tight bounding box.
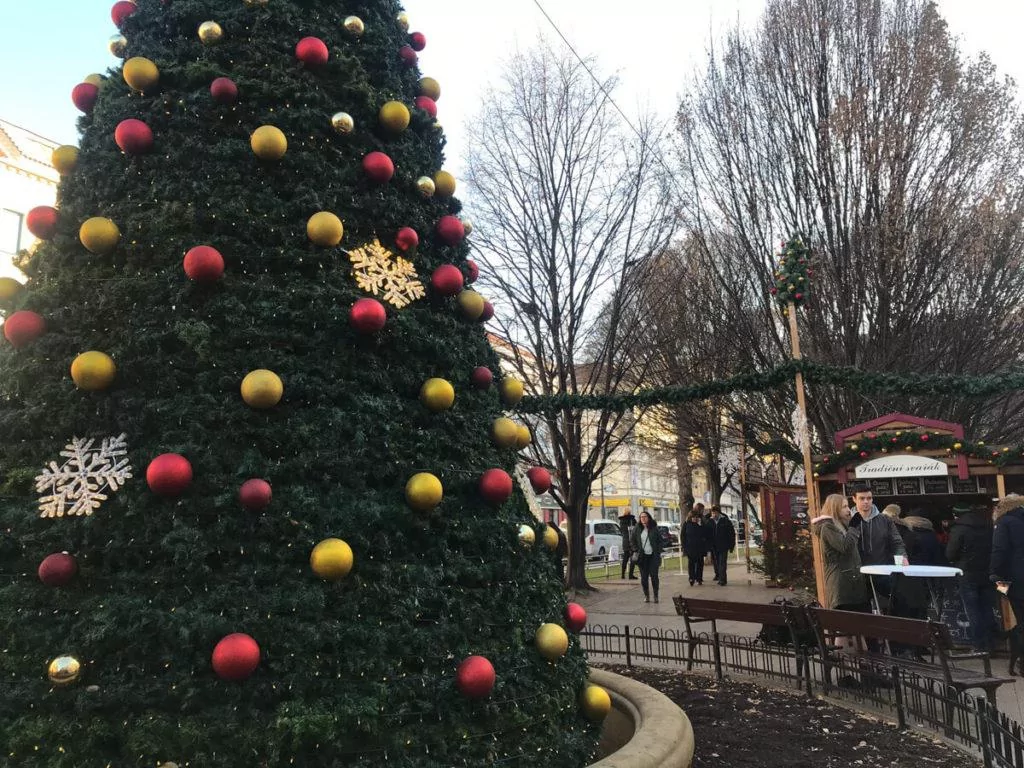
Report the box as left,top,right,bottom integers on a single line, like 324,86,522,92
348,239,425,309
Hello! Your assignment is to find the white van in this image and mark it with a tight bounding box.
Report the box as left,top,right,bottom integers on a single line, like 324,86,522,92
558,519,623,559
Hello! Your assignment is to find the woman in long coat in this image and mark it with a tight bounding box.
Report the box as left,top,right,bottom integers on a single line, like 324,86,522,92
812,494,869,612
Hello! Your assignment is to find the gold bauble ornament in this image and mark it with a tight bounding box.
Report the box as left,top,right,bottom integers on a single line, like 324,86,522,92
419,77,441,101
198,21,223,44
416,176,436,197
108,34,128,58
47,655,81,686
379,101,411,133
52,145,79,175
406,472,443,512
0,277,24,302
343,16,365,36
83,73,103,87
306,211,344,247
79,217,121,255
241,369,283,409
492,417,519,449
331,111,355,134
535,623,569,661
518,524,536,548
71,351,116,391
515,424,532,449
543,525,559,550
420,378,455,412
250,125,287,160
310,538,354,581
123,56,159,92
462,219,474,236
458,290,485,321
580,684,612,722
434,170,456,197
396,11,410,32
499,378,525,406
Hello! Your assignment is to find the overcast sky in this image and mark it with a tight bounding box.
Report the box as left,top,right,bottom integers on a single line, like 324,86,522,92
2,0,1022,177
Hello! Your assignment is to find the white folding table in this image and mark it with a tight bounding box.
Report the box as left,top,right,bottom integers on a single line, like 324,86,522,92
860,564,963,617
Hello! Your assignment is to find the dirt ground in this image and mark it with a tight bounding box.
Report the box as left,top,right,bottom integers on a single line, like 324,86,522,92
598,665,980,768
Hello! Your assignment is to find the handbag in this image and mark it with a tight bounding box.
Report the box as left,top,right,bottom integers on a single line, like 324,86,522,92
629,550,639,565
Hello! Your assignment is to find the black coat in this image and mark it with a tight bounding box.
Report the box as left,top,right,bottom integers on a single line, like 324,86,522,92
682,519,706,557
618,514,637,552
991,507,1024,599
630,522,664,558
946,511,992,585
902,525,943,566
710,515,736,553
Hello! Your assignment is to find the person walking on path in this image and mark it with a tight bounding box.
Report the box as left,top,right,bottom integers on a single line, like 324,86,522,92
947,503,999,652
811,494,869,612
630,510,664,603
682,510,707,586
618,510,638,580
709,505,736,586
991,495,1024,676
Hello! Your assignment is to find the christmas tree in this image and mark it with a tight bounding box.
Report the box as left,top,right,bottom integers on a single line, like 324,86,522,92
0,2,604,765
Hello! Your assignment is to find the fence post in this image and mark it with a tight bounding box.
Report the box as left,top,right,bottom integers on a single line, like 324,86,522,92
891,666,906,730
977,697,993,768
624,625,632,667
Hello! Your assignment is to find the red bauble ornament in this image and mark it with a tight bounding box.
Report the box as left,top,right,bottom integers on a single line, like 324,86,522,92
3,310,45,348
210,77,238,104
565,602,587,633
183,245,225,283
395,227,419,252
479,468,513,505
72,82,99,114
465,259,479,283
414,96,437,118
409,31,427,51
115,118,154,155
430,264,464,296
398,45,418,67
212,633,260,681
481,301,495,322
527,466,552,494
239,478,272,511
859,451,868,459
435,216,465,247
350,298,387,334
295,36,329,67
111,0,137,26
146,453,193,497
38,552,78,587
362,151,395,183
921,434,930,442
456,655,495,699
471,366,493,389
26,206,59,240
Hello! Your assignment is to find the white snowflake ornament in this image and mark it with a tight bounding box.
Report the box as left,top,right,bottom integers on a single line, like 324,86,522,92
35,434,133,518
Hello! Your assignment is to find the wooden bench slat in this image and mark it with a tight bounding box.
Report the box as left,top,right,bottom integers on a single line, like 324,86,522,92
679,598,789,626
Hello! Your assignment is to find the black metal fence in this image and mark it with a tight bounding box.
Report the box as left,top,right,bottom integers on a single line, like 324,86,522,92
581,622,1024,768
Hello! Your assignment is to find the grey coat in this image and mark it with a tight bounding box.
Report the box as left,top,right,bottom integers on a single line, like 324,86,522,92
814,519,868,609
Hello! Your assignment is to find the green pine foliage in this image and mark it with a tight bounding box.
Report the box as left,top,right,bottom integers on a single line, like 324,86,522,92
0,1,598,765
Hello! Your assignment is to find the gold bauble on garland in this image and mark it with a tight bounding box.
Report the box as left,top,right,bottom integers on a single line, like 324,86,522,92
310,538,354,581
122,56,159,92
379,101,411,133
405,472,443,512
419,77,441,101
434,170,456,197
240,369,283,409
499,378,525,406
457,290,484,320
518,524,536,548
250,125,287,160
52,145,79,175
71,351,116,391
416,176,436,198
535,623,569,661
331,111,355,134
580,684,611,722
306,212,344,247
47,655,82,686
198,21,223,44
420,378,455,412
343,16,365,36
543,525,559,550
79,217,120,254
492,417,519,449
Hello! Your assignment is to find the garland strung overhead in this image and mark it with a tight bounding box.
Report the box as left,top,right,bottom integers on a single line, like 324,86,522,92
813,430,1024,475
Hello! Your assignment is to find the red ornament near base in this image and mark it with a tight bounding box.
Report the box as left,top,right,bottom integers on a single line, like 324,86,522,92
526,466,551,494
3,310,46,348
565,602,587,633
414,96,437,118
111,0,137,26
479,468,513,505
395,226,419,252
456,655,495,699
38,552,78,587
398,45,418,67
146,453,193,497
430,264,463,296
480,301,495,322
210,77,238,104
115,119,154,155
296,36,329,67
212,633,260,681
362,151,394,184
350,298,387,334
465,259,479,283
239,478,272,511
72,82,99,114
409,32,427,51
471,366,493,390
435,216,465,247
27,206,59,240
183,245,225,282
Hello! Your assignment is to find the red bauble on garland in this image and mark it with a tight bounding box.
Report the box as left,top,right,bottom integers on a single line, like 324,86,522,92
471,366,493,390
295,36,329,67
239,478,272,511
3,310,46,348
115,119,154,155
414,96,437,118
362,151,395,183
26,206,59,240
456,655,495,699
111,0,137,26
430,264,464,296
183,245,225,282
38,552,78,587
350,298,387,334
435,216,465,247
395,226,419,252
565,602,588,633
479,468,513,505
212,633,261,681
146,453,193,496
409,32,427,51
480,301,495,322
398,45,418,67
465,259,479,283
210,77,238,104
526,466,552,494
71,82,99,114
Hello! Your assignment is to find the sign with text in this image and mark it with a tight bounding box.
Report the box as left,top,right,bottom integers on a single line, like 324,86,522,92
854,455,948,479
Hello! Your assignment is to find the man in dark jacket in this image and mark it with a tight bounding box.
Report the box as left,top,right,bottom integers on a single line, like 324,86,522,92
682,511,707,586
848,483,906,611
948,503,998,651
709,505,736,586
991,496,1024,674
618,510,638,580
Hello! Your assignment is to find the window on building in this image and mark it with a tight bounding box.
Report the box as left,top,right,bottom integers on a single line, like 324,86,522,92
0,209,23,255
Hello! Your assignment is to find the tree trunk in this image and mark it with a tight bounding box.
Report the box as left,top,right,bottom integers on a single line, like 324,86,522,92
675,431,694,515
564,494,593,590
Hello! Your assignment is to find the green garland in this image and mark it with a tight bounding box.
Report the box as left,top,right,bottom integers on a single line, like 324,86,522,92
742,424,803,464
771,234,811,309
813,430,1024,475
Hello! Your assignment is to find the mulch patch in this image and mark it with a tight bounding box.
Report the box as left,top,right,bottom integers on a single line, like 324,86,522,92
597,664,980,768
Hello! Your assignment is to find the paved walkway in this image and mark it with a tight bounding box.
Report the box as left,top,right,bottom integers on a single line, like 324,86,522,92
575,560,1024,724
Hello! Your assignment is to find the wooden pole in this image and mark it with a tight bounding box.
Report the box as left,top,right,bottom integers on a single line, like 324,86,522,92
787,302,826,604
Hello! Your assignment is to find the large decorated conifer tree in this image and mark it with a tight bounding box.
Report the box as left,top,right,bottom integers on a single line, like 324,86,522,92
0,2,605,765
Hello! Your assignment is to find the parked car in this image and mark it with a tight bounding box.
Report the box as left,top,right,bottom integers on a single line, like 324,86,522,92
560,520,622,560
657,523,680,549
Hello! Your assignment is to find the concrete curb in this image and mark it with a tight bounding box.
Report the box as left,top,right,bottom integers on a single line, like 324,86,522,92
587,668,694,768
